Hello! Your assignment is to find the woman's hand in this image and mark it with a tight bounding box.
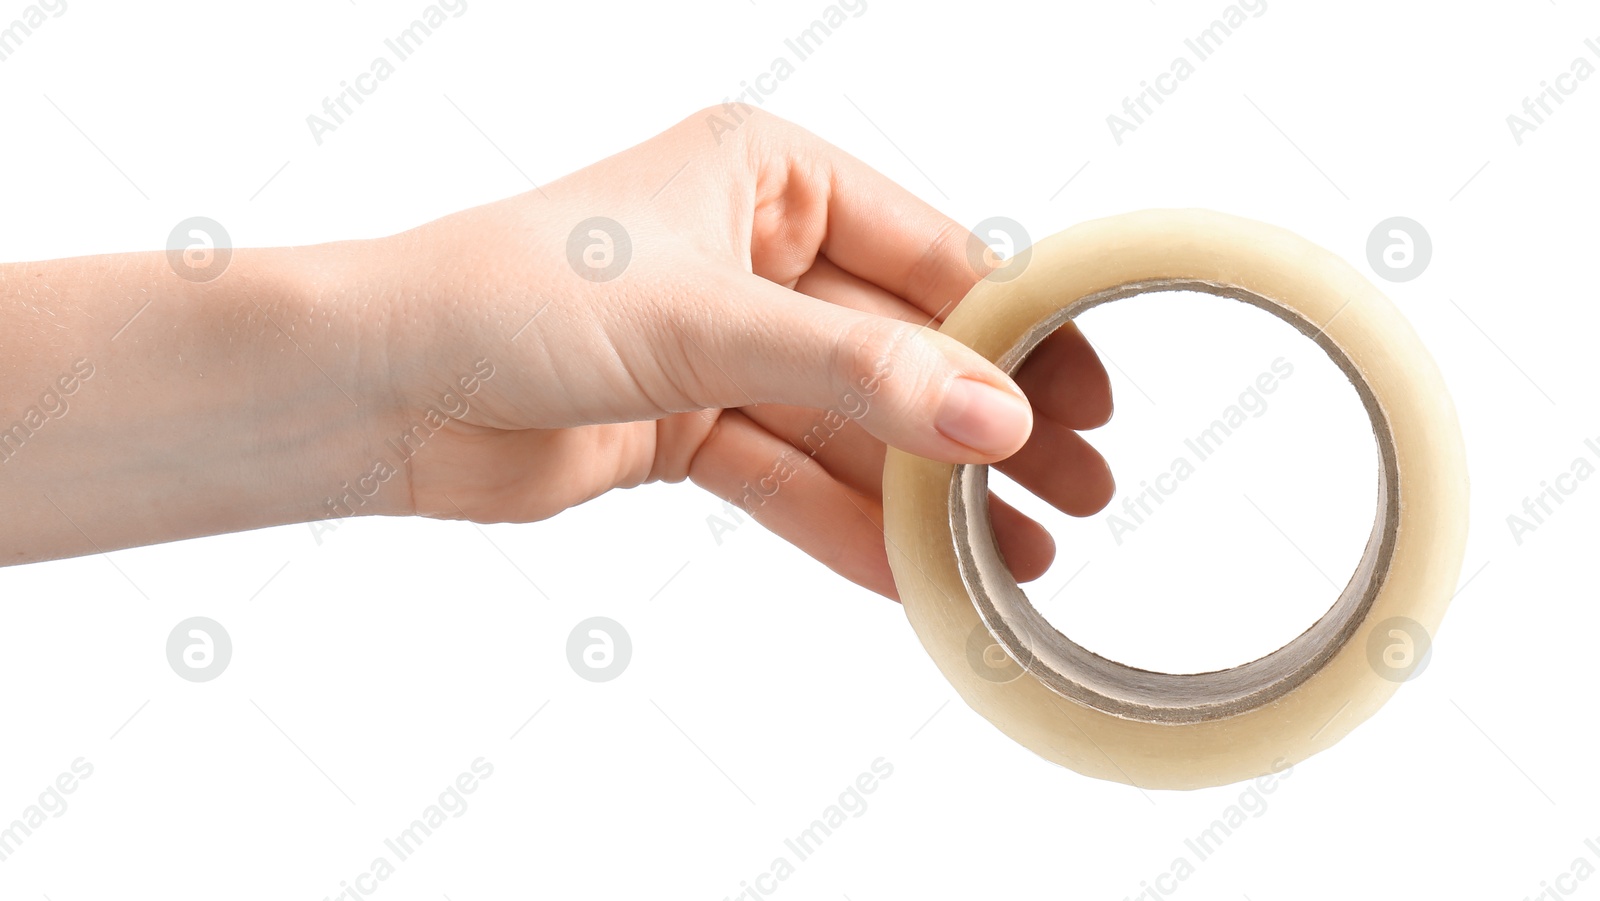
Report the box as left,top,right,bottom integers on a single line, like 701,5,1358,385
378,107,1115,597
0,107,1112,594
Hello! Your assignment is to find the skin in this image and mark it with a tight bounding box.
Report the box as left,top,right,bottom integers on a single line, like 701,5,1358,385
0,107,1114,599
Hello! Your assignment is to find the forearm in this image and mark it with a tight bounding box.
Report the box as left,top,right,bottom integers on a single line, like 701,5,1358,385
0,243,404,565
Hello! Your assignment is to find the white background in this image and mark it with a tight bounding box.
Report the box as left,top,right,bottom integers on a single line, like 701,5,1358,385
2,1,1598,899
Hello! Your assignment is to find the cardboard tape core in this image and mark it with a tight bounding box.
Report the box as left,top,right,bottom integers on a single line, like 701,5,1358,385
950,279,1400,724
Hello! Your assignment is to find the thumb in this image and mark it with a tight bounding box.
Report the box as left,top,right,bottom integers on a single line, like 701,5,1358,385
682,274,1033,463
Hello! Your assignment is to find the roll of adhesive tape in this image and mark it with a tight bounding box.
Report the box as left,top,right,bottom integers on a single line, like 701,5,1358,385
883,209,1468,790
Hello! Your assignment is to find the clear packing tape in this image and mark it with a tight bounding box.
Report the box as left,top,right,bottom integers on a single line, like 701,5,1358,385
882,209,1468,790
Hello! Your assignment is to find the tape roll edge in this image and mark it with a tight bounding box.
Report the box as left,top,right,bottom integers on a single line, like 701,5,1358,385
883,208,1468,790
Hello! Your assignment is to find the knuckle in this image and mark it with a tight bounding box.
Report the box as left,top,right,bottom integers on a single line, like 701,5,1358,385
834,318,917,405
906,218,973,312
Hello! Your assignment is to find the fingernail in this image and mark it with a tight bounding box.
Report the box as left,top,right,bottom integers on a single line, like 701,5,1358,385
935,378,1032,455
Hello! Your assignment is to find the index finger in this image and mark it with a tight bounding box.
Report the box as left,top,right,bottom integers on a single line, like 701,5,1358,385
750,116,985,322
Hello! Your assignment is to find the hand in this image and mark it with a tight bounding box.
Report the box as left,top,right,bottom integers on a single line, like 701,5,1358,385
378,107,1115,598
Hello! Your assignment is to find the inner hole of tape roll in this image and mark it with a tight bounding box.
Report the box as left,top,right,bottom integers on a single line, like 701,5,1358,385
950,279,1400,724
1011,290,1375,675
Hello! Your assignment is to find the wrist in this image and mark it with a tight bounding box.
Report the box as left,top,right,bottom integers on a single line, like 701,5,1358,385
270,238,418,528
